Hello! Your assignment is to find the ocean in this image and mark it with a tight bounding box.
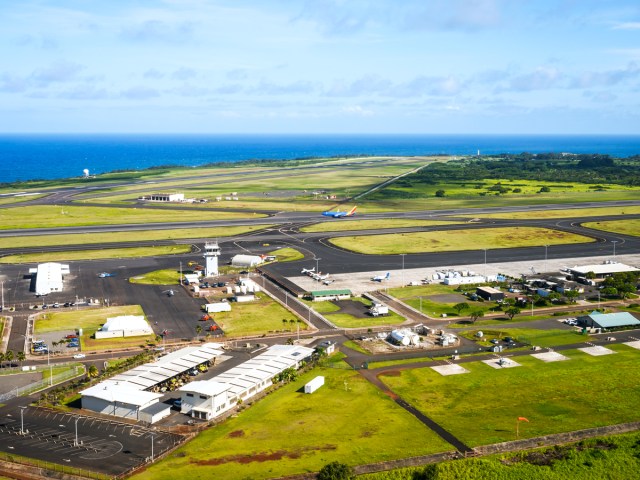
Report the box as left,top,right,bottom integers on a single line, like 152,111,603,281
1,134,640,183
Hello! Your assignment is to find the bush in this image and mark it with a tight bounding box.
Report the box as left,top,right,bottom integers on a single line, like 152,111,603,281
317,462,354,480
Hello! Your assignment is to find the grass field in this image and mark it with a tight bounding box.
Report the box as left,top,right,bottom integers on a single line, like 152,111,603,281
387,284,498,318
212,293,306,338
323,297,404,329
0,245,191,263
457,327,588,348
34,305,155,352
300,219,463,233
380,344,640,447
329,227,594,255
460,205,640,220
0,225,271,250
134,358,451,480
268,247,304,262
0,205,260,230
129,269,181,285
582,218,640,237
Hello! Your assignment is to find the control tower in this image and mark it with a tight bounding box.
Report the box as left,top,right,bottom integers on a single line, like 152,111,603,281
204,241,221,277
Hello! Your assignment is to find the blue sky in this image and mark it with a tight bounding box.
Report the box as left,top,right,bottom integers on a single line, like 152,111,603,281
1,0,639,134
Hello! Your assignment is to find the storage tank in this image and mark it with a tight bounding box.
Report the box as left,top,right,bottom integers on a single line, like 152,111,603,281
390,330,410,346
304,376,325,394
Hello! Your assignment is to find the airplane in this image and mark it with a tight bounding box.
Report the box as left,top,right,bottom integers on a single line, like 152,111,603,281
98,272,115,278
371,272,390,282
322,279,334,285
322,206,357,218
301,267,315,274
318,273,330,280
162,289,175,297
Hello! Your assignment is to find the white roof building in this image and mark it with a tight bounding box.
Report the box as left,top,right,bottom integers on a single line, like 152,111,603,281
568,262,639,278
231,254,263,268
29,262,69,296
178,344,314,420
95,315,154,339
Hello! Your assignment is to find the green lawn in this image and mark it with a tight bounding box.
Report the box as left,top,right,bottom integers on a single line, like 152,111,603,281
0,245,191,263
35,305,155,352
380,345,640,447
134,360,451,480
213,293,306,337
329,227,594,255
267,247,304,262
387,284,497,318
457,327,589,348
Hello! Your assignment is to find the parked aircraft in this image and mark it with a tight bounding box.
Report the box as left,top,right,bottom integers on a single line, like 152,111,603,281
322,206,357,218
301,267,315,274
163,289,175,296
98,272,115,278
322,279,335,285
371,272,390,282
318,273,330,280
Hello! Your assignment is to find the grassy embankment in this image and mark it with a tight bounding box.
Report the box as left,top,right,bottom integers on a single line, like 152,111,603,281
381,344,640,447
329,227,594,255
360,431,640,480
268,247,304,262
0,245,192,263
134,355,451,480
34,305,154,352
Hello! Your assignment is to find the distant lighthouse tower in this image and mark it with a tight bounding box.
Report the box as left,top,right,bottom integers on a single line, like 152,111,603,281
204,241,221,277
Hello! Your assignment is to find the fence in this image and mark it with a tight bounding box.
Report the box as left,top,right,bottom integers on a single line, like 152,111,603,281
0,365,85,402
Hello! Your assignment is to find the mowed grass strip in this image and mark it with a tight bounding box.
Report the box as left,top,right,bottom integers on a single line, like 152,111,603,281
301,219,463,233
268,247,304,262
0,245,191,263
380,345,640,447
329,227,594,254
134,361,451,480
35,305,154,352
0,225,271,249
0,205,261,229
213,293,307,337
460,205,640,220
129,269,181,285
582,218,640,237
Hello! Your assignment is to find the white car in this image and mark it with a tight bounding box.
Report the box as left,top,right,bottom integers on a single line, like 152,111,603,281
73,353,86,359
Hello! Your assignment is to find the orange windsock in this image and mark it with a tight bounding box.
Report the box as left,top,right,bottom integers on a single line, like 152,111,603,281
518,417,530,422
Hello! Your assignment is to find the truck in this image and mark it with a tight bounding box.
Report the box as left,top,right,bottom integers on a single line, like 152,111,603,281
369,303,389,317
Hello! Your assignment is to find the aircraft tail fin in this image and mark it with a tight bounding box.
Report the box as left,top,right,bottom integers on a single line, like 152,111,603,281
347,206,357,216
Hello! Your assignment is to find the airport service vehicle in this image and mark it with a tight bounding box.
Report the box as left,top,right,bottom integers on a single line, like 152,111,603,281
73,354,86,359
322,206,357,218
98,272,115,278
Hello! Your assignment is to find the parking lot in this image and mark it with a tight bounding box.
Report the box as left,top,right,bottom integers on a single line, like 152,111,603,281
0,406,184,476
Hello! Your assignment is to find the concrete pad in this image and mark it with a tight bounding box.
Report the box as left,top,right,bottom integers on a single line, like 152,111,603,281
579,346,617,356
531,351,570,362
482,357,521,369
431,364,469,376
624,340,640,350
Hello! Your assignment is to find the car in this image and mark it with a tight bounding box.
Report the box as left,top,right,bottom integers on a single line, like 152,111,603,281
188,369,199,376
490,338,500,344
73,354,86,359
66,334,78,339
239,270,249,274
68,342,79,348
52,303,59,308
503,336,513,343
63,302,70,307
173,399,182,408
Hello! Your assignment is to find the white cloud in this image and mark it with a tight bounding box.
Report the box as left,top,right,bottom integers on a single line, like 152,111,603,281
341,105,374,116
612,21,640,30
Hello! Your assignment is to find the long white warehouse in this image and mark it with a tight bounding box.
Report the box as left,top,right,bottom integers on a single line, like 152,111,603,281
178,344,314,421
29,262,70,296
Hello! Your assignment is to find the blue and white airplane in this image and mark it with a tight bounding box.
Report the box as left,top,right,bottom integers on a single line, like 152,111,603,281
371,272,390,282
98,272,116,278
322,206,357,218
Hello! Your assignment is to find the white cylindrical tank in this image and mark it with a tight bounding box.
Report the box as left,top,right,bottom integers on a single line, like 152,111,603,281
304,376,325,394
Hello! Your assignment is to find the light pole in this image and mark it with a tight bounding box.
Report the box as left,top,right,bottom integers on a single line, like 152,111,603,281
400,254,406,286
74,416,79,447
544,245,548,273
315,258,321,276
19,406,27,435
150,432,155,462
483,249,488,279
612,240,618,259
1,280,4,311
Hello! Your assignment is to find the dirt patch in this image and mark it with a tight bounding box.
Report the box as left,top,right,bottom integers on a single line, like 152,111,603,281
228,430,244,438
503,440,619,467
331,300,371,318
379,370,402,377
194,445,337,466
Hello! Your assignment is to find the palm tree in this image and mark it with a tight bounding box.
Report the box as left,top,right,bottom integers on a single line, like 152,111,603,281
17,351,26,367
0,352,4,368
88,365,99,378
289,319,295,331
195,324,202,340
5,350,14,368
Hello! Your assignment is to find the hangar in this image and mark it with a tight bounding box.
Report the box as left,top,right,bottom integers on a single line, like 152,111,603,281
80,343,225,422
29,262,70,296
94,315,154,339
178,344,314,421
476,286,504,301
567,262,639,280
580,311,640,330
231,254,263,268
